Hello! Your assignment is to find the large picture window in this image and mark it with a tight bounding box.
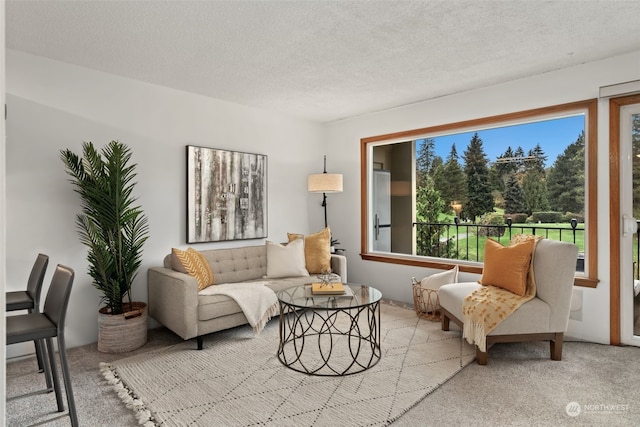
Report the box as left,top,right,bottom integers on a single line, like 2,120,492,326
360,100,598,287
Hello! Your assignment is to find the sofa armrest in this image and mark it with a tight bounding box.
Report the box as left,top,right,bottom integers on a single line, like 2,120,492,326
330,253,347,283
147,267,199,340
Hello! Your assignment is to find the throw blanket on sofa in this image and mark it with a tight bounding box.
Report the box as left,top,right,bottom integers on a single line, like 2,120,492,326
199,281,279,335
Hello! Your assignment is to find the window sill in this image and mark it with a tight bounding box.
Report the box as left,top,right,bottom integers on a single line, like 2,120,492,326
360,252,598,288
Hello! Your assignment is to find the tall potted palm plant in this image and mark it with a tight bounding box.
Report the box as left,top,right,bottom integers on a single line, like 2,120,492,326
61,141,150,353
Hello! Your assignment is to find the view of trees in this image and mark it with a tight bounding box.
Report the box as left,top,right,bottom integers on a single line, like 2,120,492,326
547,132,584,215
415,127,586,256
463,134,494,221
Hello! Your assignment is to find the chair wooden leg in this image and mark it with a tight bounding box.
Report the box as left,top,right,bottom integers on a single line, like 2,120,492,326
476,347,488,365
45,338,65,412
441,314,450,331
550,332,564,361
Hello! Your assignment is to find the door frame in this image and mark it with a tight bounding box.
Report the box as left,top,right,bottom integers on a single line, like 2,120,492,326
609,94,640,345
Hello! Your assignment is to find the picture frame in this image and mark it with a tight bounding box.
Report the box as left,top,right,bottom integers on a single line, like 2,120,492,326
186,145,267,243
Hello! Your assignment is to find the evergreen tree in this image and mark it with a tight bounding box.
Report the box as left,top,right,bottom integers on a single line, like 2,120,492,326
415,175,445,256
432,163,447,203
434,143,467,208
447,142,459,162
431,155,444,174
547,132,585,214
490,146,518,193
488,166,502,193
527,144,547,173
495,146,517,178
522,170,550,214
463,133,494,221
516,144,550,214
416,138,436,186
514,146,526,172
504,173,525,213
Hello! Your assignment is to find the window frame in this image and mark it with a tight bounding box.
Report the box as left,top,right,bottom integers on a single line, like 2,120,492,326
360,99,598,288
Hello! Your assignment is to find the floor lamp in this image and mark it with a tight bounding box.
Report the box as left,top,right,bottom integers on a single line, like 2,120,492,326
308,155,343,228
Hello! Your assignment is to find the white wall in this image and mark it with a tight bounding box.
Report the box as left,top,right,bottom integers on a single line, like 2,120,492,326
7,47,640,355
5,50,328,357
1,4,7,419
326,49,640,344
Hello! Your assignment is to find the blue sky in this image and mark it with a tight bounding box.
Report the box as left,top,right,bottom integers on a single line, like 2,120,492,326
421,114,585,168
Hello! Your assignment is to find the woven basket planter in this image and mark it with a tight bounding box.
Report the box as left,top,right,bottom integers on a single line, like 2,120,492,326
98,302,148,353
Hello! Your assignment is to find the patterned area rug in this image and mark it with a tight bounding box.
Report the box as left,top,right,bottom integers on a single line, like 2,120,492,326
100,304,475,426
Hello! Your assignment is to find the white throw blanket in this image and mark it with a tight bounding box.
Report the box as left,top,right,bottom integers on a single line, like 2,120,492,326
198,281,279,335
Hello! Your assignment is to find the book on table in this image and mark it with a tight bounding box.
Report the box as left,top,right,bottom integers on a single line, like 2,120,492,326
311,282,346,295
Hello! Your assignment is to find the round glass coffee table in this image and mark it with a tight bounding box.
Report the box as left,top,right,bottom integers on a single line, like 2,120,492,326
276,283,382,376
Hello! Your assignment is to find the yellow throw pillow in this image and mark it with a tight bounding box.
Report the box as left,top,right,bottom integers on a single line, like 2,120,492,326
171,247,215,291
479,238,535,296
287,227,331,274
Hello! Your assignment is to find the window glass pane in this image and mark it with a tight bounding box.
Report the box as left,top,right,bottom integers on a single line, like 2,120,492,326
415,115,585,265
361,100,597,287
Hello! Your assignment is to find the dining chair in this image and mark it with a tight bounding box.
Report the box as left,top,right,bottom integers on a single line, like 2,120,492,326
6,264,78,427
6,253,49,377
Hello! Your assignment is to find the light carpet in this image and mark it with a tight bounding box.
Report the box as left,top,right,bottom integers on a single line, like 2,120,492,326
100,304,475,426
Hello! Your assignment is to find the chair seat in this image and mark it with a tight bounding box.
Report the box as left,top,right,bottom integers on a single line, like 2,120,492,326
6,313,56,345
439,282,553,335
6,291,35,311
438,282,480,320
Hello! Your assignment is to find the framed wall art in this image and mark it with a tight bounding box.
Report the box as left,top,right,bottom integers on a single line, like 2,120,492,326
186,146,267,243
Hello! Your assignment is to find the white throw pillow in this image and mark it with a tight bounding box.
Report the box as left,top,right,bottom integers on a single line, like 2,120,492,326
419,265,459,290
265,239,310,278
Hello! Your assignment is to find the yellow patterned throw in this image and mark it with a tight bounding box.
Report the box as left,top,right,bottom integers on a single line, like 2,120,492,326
462,236,540,352
171,247,215,291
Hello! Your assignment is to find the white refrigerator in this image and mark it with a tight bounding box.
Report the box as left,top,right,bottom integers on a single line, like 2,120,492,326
372,170,391,252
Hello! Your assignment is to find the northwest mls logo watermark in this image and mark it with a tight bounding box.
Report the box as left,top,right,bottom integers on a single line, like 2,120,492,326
566,401,629,417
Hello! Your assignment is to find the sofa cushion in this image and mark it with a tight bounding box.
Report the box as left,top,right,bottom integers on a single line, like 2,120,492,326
479,238,535,296
203,245,267,283
265,239,309,279
288,227,331,274
171,247,215,291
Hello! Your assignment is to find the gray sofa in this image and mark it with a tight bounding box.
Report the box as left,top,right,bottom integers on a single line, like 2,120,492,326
148,245,347,349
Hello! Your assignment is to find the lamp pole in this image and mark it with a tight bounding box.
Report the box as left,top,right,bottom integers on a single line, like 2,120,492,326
308,155,342,229
321,155,328,228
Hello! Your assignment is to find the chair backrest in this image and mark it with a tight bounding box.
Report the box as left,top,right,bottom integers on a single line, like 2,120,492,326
43,265,75,332
532,239,579,331
26,253,49,307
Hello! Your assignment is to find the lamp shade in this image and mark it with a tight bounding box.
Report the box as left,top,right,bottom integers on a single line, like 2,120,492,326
308,173,343,193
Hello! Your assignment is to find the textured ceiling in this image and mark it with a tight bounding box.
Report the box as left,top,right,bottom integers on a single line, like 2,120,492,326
6,1,640,123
